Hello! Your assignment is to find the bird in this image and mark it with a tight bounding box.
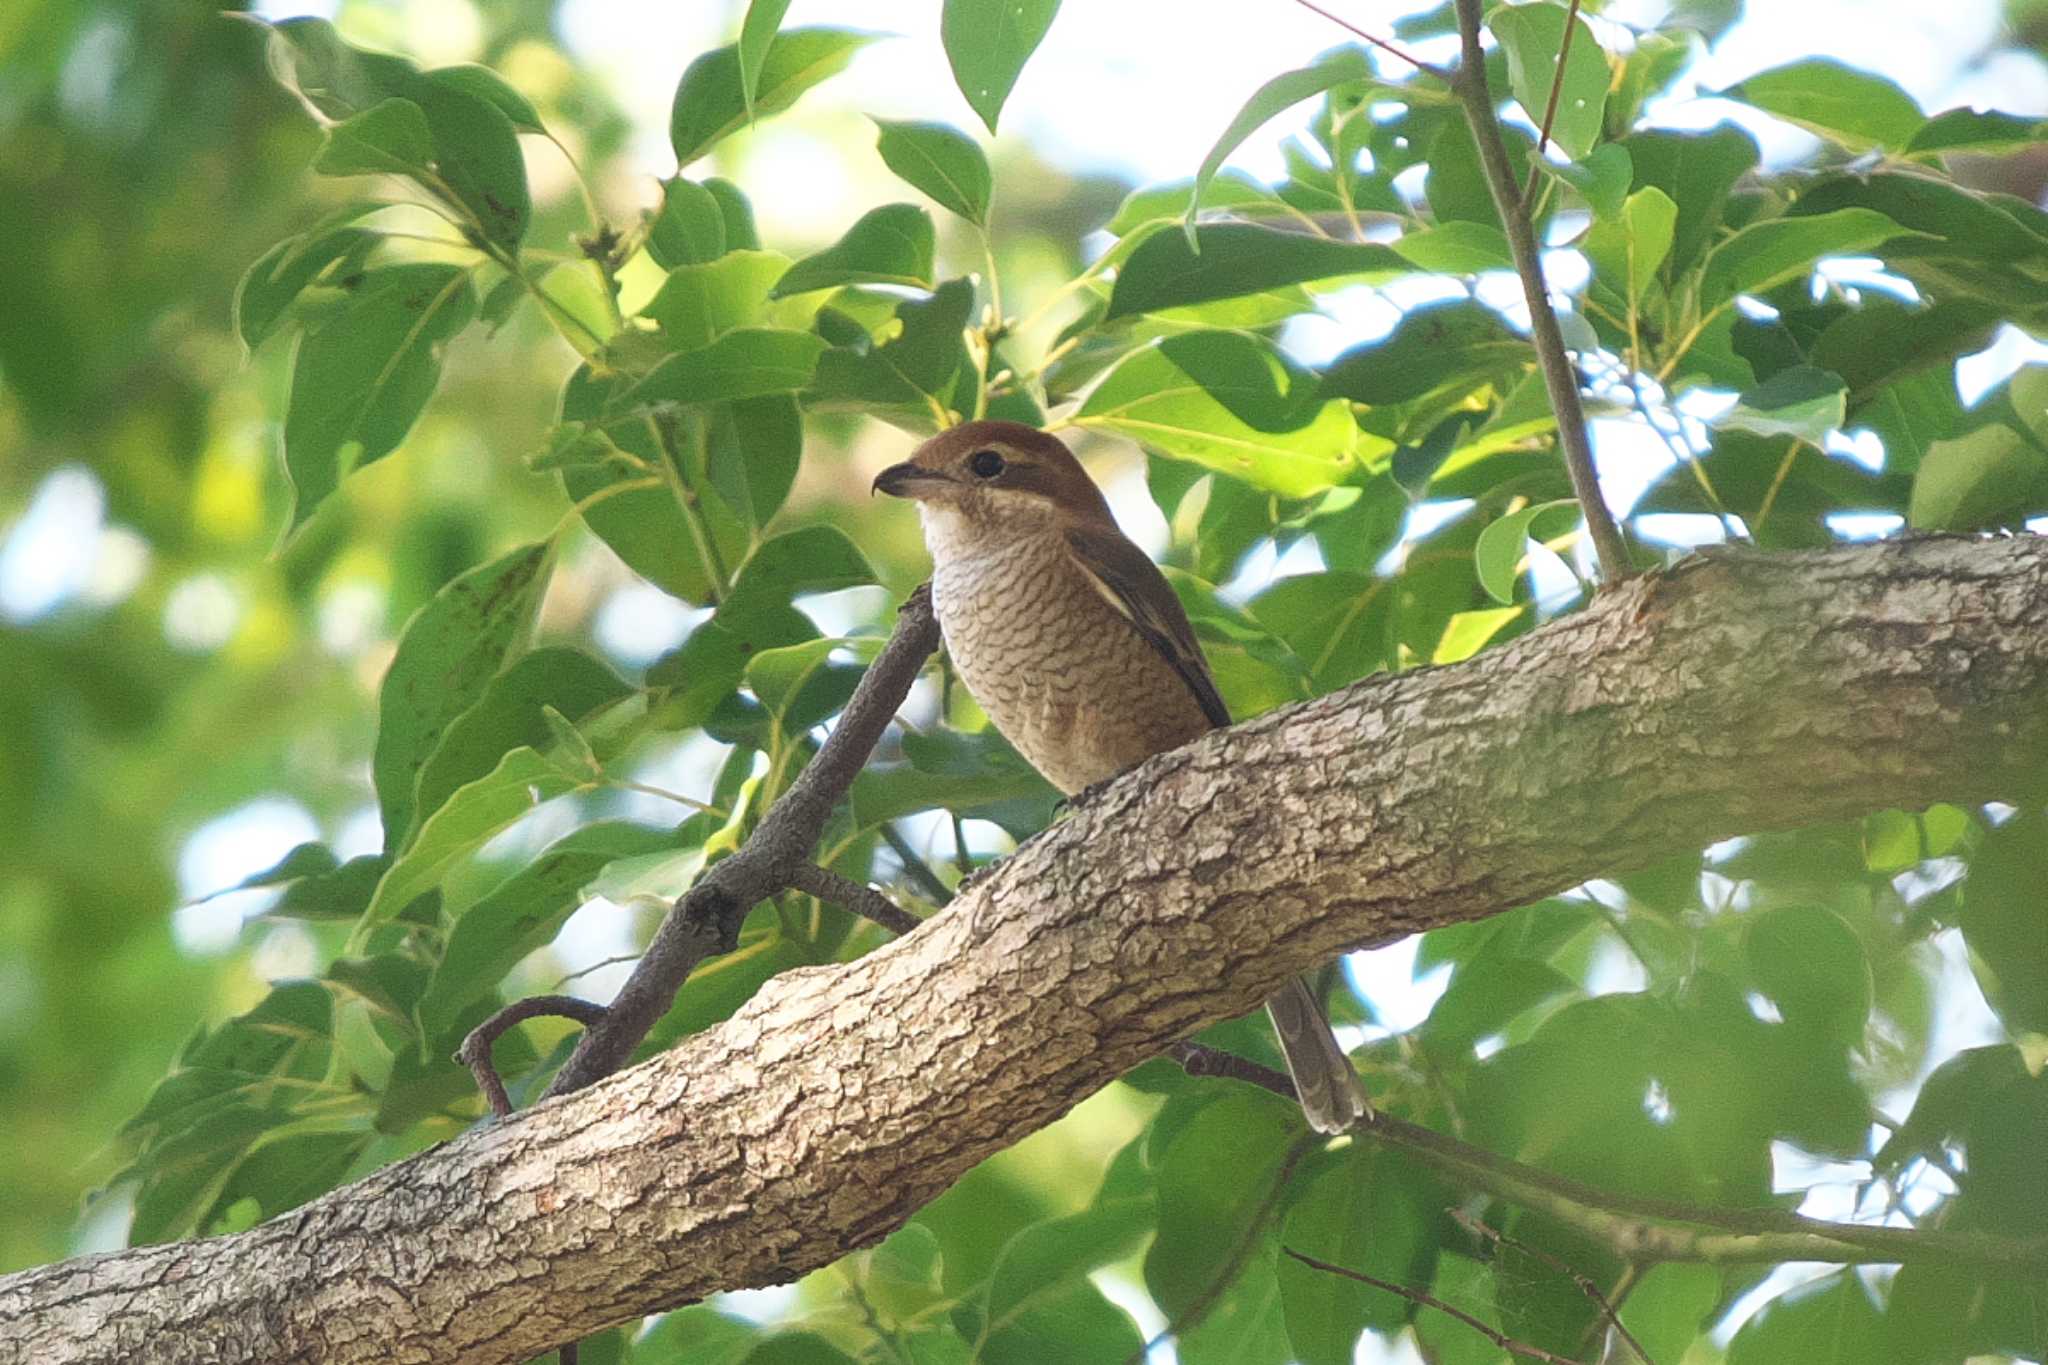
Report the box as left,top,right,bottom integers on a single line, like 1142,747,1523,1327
873,418,1371,1134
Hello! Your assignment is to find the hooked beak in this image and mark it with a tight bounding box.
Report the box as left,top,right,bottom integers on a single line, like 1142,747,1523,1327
872,462,953,499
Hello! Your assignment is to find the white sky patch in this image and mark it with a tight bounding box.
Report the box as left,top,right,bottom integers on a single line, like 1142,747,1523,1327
163,573,243,652
0,467,105,622
595,581,706,667
172,798,323,955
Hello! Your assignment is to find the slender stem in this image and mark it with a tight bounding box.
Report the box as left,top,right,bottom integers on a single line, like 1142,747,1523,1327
1450,1209,1657,1365
1284,0,1456,83
1751,437,1806,540
1450,0,1632,584
785,863,922,937
881,822,957,906
458,995,611,1118
1282,1249,1581,1365
1520,0,1586,207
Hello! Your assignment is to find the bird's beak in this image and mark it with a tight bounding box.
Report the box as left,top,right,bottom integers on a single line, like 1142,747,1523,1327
872,462,952,498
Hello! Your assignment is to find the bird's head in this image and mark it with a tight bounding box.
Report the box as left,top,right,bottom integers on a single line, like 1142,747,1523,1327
872,421,1115,543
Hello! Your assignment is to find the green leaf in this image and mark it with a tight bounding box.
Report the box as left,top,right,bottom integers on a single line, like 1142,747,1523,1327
263,855,391,922
313,97,434,177
234,216,382,350
671,28,879,167
1474,499,1578,604
628,328,827,405
1320,299,1532,405
1727,58,1924,153
425,62,544,133
1432,606,1524,663
1532,144,1632,222
1185,47,1420,241
724,524,877,621
1146,1091,1301,1319
808,280,975,427
1745,905,1873,1048
282,263,479,530
407,647,633,848
1614,1264,1721,1365
194,842,340,901
1620,124,1759,279
1076,332,1361,497
737,0,794,115
874,119,992,227
1389,222,1513,274
415,821,678,1044
633,1306,764,1363
1488,1,1609,159
1713,366,1847,444
642,250,791,351
1248,570,1391,691
1961,811,2048,1035
646,179,728,269
1106,223,1402,320
1905,107,2048,157
408,71,531,249
1908,420,2048,530
941,0,1061,133
1583,186,1676,305
1278,1151,1435,1361
1727,1271,1887,1364
702,394,802,532
372,542,551,850
772,204,936,296
355,746,599,943
1698,208,1916,311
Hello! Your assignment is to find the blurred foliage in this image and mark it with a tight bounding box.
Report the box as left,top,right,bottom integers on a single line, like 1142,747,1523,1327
3,1,2047,1362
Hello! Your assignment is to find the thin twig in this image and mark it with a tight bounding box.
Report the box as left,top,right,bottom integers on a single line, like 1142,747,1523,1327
1286,0,1457,83
458,995,611,1118
786,863,922,937
1281,1248,1581,1364
1450,0,1632,584
1450,1208,1657,1365
1519,0,1585,208
1123,1134,1319,1365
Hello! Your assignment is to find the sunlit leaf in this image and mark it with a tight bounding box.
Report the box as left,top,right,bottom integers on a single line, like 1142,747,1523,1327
1727,58,1924,153
671,28,879,167
282,263,479,530
1489,1,1609,159
1106,223,1402,319
874,119,992,227
772,204,937,295
941,0,1061,133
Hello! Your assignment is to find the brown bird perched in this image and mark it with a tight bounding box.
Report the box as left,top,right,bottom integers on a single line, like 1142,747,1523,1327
874,418,1371,1134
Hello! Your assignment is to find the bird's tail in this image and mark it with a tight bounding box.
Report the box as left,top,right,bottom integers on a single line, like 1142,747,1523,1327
1265,975,1372,1135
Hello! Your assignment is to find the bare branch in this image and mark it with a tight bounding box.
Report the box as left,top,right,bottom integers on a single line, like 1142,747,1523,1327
785,863,922,937
541,585,941,1099
457,996,610,1119
1451,0,1633,584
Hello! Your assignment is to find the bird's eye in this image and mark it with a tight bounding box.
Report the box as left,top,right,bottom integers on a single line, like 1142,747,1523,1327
968,449,1006,480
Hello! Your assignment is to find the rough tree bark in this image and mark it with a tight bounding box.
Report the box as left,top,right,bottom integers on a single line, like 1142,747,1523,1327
5,535,2045,1365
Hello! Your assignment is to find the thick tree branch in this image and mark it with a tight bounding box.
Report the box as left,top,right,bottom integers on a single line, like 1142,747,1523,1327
1451,0,1633,583
5,536,2046,1365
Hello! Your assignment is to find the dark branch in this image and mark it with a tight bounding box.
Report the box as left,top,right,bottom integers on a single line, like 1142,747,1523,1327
458,996,610,1118
1520,0,1586,206
1450,0,1633,584
542,585,941,1099
785,862,922,937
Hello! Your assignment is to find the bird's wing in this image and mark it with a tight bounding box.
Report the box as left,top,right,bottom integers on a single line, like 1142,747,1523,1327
1063,525,1232,730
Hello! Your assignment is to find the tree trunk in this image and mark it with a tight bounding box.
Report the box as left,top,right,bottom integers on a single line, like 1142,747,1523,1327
5,535,2044,1365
